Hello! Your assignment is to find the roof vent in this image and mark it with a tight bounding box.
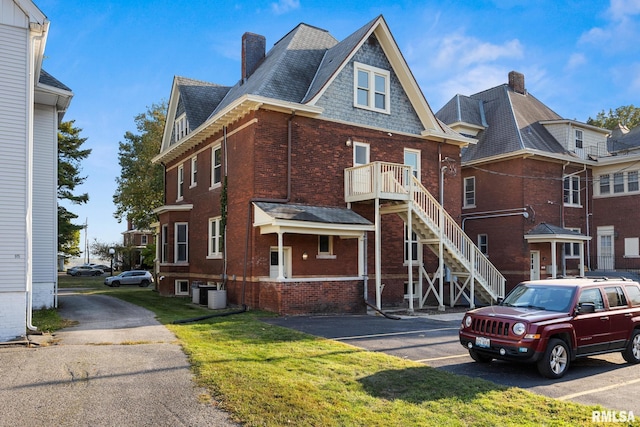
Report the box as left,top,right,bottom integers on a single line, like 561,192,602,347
242,32,266,83
508,71,526,95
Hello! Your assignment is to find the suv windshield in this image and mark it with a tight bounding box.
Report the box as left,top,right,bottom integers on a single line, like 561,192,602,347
501,284,576,312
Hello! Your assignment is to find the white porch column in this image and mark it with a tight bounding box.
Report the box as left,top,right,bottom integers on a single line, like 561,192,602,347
407,203,414,313
375,199,382,310
579,241,585,277
550,241,557,278
277,231,285,280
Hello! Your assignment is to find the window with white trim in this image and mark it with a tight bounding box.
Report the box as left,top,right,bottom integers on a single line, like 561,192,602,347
141,235,148,245
208,217,223,258
574,129,583,149
317,235,335,259
161,224,168,263
175,222,188,263
563,176,580,206
404,148,420,179
211,145,222,188
190,156,197,187
478,234,488,255
614,172,624,193
629,171,639,192
353,141,370,166
177,164,184,201
404,226,419,262
464,177,476,208
174,114,189,141
354,62,390,114
599,174,610,195
564,228,581,258
175,280,189,296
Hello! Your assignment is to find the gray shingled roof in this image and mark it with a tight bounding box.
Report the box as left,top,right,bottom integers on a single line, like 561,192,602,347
608,125,640,153
255,202,372,225
212,23,339,118
436,83,567,162
175,77,231,130
526,222,584,237
39,69,71,92
302,16,379,103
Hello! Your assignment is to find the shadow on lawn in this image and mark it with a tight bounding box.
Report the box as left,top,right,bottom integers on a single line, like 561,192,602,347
359,365,506,404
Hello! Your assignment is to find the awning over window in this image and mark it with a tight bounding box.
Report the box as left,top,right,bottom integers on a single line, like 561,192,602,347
253,202,374,237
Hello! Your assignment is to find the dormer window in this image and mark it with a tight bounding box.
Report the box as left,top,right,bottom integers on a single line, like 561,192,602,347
174,114,189,141
354,62,390,114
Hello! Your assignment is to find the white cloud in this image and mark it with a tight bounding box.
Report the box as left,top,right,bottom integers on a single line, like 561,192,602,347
271,0,300,15
607,0,640,21
565,53,587,71
433,32,523,70
580,0,640,50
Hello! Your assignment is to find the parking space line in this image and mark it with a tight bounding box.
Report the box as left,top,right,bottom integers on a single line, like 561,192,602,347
334,327,459,341
414,354,469,363
558,377,640,400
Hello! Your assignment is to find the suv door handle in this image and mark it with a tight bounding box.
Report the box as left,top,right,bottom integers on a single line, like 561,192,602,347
600,316,609,321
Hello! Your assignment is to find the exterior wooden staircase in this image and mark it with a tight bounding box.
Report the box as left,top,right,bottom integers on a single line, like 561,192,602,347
345,162,505,307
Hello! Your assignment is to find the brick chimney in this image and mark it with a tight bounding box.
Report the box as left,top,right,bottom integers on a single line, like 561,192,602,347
242,32,266,82
508,71,526,95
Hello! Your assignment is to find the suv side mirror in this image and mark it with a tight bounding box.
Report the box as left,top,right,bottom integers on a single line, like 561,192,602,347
577,302,596,314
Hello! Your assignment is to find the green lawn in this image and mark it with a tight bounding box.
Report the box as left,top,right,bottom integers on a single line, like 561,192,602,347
39,277,636,426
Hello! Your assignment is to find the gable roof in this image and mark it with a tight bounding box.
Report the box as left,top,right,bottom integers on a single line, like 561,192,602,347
155,15,470,164
608,124,640,154
436,76,569,164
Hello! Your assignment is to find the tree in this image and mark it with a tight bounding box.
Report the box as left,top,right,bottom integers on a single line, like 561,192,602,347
587,105,640,130
113,102,166,230
58,120,91,257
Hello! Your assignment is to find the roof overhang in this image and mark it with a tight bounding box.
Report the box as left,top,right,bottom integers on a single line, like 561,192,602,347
153,94,323,165
253,203,374,238
462,148,598,167
539,119,611,136
524,233,591,244
153,204,193,215
35,82,73,120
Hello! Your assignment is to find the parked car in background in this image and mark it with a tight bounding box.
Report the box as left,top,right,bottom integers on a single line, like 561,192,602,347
104,270,154,287
66,265,104,276
459,277,640,379
91,264,112,273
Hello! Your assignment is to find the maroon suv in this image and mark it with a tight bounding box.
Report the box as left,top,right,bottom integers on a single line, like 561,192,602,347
459,277,640,378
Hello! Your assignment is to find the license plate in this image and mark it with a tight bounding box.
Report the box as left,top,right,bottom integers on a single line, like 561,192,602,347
475,337,490,348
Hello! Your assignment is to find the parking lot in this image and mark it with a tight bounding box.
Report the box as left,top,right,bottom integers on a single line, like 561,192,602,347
264,312,640,415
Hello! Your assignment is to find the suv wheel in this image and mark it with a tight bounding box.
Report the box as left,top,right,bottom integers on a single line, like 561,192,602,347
537,338,570,379
469,349,493,363
112,281,120,287
622,329,640,364
139,279,150,287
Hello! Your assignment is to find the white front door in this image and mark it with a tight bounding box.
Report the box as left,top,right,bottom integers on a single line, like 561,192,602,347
597,226,615,271
530,250,541,280
270,247,291,279
352,141,370,194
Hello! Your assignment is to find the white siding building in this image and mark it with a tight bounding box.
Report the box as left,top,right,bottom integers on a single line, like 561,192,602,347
0,0,72,341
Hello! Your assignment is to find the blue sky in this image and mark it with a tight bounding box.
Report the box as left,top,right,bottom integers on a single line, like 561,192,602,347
38,0,640,252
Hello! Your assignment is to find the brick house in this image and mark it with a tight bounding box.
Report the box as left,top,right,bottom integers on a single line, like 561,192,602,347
590,125,640,275
436,71,640,291
0,0,72,341
152,16,505,314
122,219,155,268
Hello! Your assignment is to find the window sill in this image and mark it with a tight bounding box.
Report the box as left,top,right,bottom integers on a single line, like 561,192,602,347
189,184,197,189
316,254,336,260
209,183,221,191
206,254,223,260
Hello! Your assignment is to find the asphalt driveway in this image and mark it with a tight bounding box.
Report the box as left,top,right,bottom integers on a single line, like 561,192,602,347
265,312,640,415
0,291,238,427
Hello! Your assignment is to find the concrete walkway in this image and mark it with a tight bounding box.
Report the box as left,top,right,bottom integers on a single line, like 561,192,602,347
0,292,239,427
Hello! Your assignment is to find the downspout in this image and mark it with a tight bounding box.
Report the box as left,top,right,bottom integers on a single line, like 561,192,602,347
241,112,295,307
26,23,48,332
